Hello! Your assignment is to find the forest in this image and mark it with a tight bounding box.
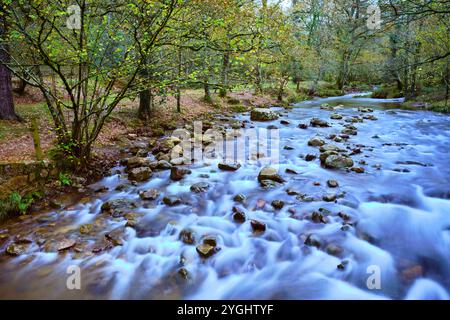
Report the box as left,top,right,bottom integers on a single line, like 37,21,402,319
0,0,449,301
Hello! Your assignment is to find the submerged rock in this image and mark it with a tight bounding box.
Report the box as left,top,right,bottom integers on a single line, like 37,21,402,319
126,156,151,169
57,238,77,251
6,243,28,256
250,108,279,121
101,199,136,218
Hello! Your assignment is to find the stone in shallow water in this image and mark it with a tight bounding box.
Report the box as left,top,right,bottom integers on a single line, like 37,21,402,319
271,200,285,210
258,167,285,184
179,229,196,245
326,244,343,256
310,118,330,127
139,188,160,200
128,167,152,182
324,155,354,169
57,238,77,251
196,243,216,258
250,108,279,121
251,220,266,233
6,243,28,256
298,123,308,129
323,193,337,202
190,182,210,193
170,166,190,181
327,179,339,188
233,194,246,202
232,207,246,223
218,162,241,171
350,167,365,173
163,196,182,206
305,154,317,161
308,137,325,147
304,234,322,248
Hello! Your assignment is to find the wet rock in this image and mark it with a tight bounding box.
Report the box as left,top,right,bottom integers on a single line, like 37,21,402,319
297,123,308,129
271,200,285,210
79,224,93,234
308,137,325,147
126,156,151,169
250,108,279,121
280,120,290,125
156,160,172,170
202,236,217,247
190,182,210,193
350,167,365,173
178,267,189,280
232,207,246,222
313,181,321,186
139,188,160,200
334,136,343,143
115,184,129,191
170,157,188,166
311,211,328,223
358,107,373,113
128,167,152,182
179,229,196,245
310,118,330,127
129,141,149,155
283,145,294,150
324,155,354,169
6,243,28,256
341,128,357,135
337,259,349,270
105,228,125,246
305,154,316,162
196,243,216,258
304,234,322,248
323,193,337,202
57,238,77,251
364,115,378,121
101,199,136,218
338,211,352,221
327,179,339,188
233,194,246,202
259,180,279,188
326,244,343,256
319,144,344,153
218,162,241,171
285,168,298,174
345,116,363,123
251,220,266,233
319,151,338,164
92,237,113,253
267,125,278,130
286,188,299,196
258,167,285,184
162,196,182,206
330,113,343,120
170,166,190,181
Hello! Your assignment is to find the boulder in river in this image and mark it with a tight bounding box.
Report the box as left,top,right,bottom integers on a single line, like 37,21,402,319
251,220,266,233
196,243,216,258
305,154,317,161
310,118,330,127
319,144,344,153
304,234,322,248
327,179,339,188
324,154,354,169
233,194,246,202
232,207,246,222
101,199,136,218
139,188,160,200
330,113,343,120
179,229,196,245
218,162,241,171
308,137,325,147
190,182,210,193
258,167,285,184
323,193,337,202
271,200,285,210
170,166,191,181
298,123,308,129
128,167,152,182
250,108,279,121
350,167,365,173
162,196,182,206
341,128,357,135
126,156,151,170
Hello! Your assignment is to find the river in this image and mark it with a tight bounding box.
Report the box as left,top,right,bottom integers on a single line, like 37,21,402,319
0,93,449,299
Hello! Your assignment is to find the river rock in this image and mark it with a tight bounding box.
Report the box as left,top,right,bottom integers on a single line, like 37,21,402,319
179,229,196,245
251,220,266,233
310,118,330,127
139,188,160,200
320,144,344,153
233,194,246,202
298,123,308,129
170,166,190,181
341,128,357,135
126,156,151,169
258,167,285,184
305,154,316,161
326,244,343,256
218,162,241,171
79,224,93,234
202,236,217,247
271,200,285,210
324,154,354,169
101,199,136,217
280,120,290,125
308,137,325,147
6,243,28,256
105,228,125,246
323,193,337,202
304,234,322,248
196,244,216,258
128,167,152,182
327,179,339,188
250,108,279,121
57,238,77,251
162,196,182,206
311,211,328,223
350,167,365,173
232,207,246,222
330,113,343,120
156,160,172,170
190,182,210,193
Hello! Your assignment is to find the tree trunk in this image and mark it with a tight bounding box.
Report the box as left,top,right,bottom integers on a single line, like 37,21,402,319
203,79,212,103
0,11,19,121
138,89,152,120
219,52,230,97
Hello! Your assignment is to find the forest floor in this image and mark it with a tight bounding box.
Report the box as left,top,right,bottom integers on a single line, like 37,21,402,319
0,87,276,164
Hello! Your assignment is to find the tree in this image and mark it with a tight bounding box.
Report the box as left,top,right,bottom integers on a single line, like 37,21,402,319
0,4,19,121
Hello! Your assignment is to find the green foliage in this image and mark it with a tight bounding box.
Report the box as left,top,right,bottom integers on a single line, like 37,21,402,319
0,191,43,221
371,86,403,99
58,173,72,186
230,105,248,113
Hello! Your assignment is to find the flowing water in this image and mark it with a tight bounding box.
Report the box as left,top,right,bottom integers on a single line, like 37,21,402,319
1,93,449,300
